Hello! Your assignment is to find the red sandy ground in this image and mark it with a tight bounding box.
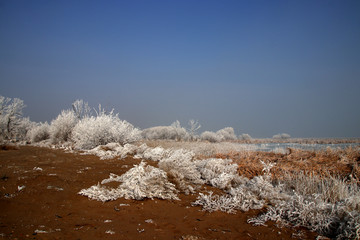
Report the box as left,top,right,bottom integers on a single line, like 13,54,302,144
0,146,318,240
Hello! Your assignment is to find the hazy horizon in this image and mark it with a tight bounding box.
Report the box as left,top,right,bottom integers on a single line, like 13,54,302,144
1,0,359,138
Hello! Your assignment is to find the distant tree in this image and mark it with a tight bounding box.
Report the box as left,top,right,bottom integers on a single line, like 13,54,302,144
187,119,201,141
171,120,181,129
272,133,291,139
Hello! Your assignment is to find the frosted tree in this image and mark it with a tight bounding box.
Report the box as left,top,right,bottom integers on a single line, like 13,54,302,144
216,127,237,141
187,119,201,141
0,96,26,140
50,110,78,143
72,99,92,120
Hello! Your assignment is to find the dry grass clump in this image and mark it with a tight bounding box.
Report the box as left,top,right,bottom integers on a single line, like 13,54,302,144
225,146,360,180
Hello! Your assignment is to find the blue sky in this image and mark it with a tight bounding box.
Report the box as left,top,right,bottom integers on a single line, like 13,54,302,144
1,0,359,138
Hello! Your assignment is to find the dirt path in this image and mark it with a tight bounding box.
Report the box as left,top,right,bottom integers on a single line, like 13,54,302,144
0,146,318,239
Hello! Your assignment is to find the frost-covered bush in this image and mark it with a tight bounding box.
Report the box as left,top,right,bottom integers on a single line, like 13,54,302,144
200,131,221,142
26,122,50,143
79,161,179,201
196,158,239,189
239,133,252,141
216,127,237,141
50,110,78,143
14,117,35,141
71,112,141,150
158,149,204,194
134,145,170,161
192,161,278,214
272,133,291,139
142,121,189,141
84,143,138,160
200,127,237,142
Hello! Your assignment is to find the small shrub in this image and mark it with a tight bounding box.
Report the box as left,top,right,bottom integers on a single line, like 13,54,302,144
27,122,50,143
216,127,237,141
142,121,190,141
200,131,221,142
239,133,252,141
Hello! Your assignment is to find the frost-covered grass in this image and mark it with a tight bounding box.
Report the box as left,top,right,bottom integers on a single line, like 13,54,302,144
143,140,259,157
193,161,360,240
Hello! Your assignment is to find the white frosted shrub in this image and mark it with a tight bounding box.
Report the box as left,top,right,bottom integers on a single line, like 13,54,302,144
200,131,221,142
84,143,138,160
134,145,169,161
50,110,78,143
71,113,141,150
196,158,239,189
141,125,189,141
192,191,240,213
27,122,50,143
79,161,179,201
239,133,252,141
216,127,237,141
192,185,265,214
192,161,277,214
14,117,35,141
158,149,204,194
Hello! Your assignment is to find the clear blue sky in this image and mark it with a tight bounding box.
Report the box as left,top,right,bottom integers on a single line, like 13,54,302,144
1,0,359,138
